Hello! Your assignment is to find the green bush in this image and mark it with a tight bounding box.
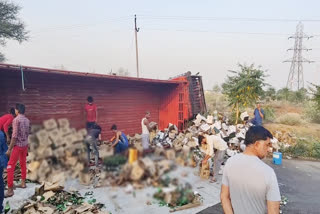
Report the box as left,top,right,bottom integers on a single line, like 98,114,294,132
284,140,310,157
276,113,303,126
311,141,320,158
263,106,275,122
282,138,320,159
304,101,320,124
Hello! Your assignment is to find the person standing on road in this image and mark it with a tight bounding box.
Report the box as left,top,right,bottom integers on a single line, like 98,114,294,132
5,104,30,198
220,126,281,214
251,102,265,126
0,108,15,143
141,111,151,151
199,134,228,183
85,96,98,130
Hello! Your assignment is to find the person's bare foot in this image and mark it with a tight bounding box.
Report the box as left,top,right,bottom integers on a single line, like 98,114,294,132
5,188,14,198
16,180,27,188
16,184,26,189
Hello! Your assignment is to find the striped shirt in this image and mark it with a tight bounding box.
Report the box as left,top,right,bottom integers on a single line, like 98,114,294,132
12,114,30,147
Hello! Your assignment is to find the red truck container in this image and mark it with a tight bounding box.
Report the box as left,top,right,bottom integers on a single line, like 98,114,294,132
0,64,206,136
160,71,207,131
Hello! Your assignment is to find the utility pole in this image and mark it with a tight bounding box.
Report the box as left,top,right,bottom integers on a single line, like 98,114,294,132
283,22,313,90
134,14,140,78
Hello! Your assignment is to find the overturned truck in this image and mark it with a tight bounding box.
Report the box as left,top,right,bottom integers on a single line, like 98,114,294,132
0,64,206,136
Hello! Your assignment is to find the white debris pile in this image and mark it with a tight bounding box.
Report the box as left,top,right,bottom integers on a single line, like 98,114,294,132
125,113,253,159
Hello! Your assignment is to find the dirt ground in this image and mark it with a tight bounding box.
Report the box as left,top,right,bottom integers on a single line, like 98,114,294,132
264,122,320,139
263,101,320,139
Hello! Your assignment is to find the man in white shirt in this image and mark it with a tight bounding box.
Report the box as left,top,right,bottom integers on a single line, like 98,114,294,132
141,111,151,151
220,126,281,214
199,134,228,182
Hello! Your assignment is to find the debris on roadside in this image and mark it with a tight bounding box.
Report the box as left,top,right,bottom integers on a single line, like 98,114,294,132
153,176,202,211
13,182,109,214
27,118,89,185
14,112,292,214
103,155,127,171
280,195,288,214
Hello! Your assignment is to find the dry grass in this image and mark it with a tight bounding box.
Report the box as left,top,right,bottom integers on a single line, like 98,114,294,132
276,113,304,126
268,101,303,115
264,123,320,139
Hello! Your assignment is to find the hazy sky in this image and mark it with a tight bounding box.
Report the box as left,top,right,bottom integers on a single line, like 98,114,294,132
3,0,320,90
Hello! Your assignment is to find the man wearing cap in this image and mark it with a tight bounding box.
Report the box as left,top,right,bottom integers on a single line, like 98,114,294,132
252,102,265,126
220,126,280,214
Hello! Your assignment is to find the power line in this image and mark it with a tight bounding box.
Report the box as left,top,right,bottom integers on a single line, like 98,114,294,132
32,16,132,34
26,14,320,38
138,15,320,23
143,28,292,36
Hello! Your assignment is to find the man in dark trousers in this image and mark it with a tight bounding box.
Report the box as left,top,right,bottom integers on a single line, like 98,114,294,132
84,123,101,168
5,104,30,198
0,108,15,143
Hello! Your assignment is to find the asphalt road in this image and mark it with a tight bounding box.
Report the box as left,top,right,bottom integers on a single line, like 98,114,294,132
198,158,320,214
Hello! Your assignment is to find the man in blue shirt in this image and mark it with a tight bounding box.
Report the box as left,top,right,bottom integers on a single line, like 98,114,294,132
252,102,265,126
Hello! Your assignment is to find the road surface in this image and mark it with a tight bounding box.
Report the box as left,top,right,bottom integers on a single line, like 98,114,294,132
198,158,320,214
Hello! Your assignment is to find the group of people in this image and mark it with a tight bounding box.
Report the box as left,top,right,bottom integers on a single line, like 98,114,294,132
84,96,129,168
83,96,153,168
0,98,280,213
0,103,30,206
198,103,281,213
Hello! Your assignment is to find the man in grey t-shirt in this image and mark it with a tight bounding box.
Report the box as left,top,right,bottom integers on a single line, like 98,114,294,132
220,126,281,214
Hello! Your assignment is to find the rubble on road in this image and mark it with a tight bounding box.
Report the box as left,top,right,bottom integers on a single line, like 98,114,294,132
153,176,202,211
280,195,288,214
23,112,291,192
270,130,295,151
13,182,109,214
27,118,93,185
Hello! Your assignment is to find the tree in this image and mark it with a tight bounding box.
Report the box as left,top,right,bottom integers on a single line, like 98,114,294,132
294,88,308,103
212,84,221,93
115,67,130,76
277,87,291,101
222,64,267,124
0,1,28,62
276,87,308,103
264,87,276,100
310,83,320,111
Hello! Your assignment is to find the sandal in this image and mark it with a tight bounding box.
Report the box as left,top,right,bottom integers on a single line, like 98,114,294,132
5,192,14,198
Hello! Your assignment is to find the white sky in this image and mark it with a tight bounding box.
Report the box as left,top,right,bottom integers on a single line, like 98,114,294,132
3,0,320,90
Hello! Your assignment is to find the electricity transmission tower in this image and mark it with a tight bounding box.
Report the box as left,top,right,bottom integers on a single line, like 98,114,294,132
284,22,313,91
